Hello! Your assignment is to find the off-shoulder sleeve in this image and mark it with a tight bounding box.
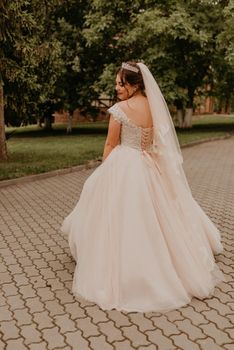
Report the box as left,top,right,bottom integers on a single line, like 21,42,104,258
107,104,125,124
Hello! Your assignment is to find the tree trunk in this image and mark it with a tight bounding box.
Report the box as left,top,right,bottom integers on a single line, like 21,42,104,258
0,82,8,160
44,116,52,130
184,88,194,128
176,109,184,128
66,113,73,134
224,98,230,114
183,108,193,128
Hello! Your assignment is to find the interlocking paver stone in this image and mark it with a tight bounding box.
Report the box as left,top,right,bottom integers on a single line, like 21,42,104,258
205,297,233,316
200,323,231,345
14,308,33,326
33,310,54,330
76,317,100,337
42,327,66,349
171,333,200,350
179,306,209,325
64,302,86,320
202,309,233,329
0,306,13,321
89,335,114,350
0,293,6,306
45,300,65,317
54,289,74,304
1,283,18,296
129,313,155,332
25,296,45,314
107,310,132,327
21,324,42,344
65,329,90,349
224,343,234,350
98,320,124,343
5,338,27,350
19,284,37,299
54,314,77,333
180,320,208,341
7,294,25,311
146,329,177,349
13,273,29,287
121,325,150,347
150,315,180,336
0,137,234,349
113,339,135,349
0,272,12,284
45,278,64,291
29,342,48,350
2,255,18,266
24,266,40,278
37,287,55,302
196,337,228,350
0,320,20,340
85,305,109,323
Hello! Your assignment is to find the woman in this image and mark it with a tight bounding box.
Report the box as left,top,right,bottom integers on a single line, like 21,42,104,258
61,61,224,313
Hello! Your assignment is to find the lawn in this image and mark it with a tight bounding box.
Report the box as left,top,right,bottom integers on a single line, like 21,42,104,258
1,115,233,181
1,123,107,180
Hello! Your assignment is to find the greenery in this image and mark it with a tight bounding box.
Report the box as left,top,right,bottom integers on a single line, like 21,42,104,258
86,0,234,113
1,123,107,180
1,115,233,181
0,0,64,124
1,0,234,160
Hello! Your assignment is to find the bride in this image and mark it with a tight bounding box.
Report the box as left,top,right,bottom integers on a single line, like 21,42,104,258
61,61,224,313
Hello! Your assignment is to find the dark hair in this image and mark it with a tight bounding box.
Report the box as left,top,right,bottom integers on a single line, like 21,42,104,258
117,61,145,92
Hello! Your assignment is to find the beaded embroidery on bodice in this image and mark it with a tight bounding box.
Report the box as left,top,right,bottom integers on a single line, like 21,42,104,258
108,104,154,152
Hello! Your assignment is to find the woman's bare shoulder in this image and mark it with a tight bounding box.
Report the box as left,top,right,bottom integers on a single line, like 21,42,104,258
118,96,149,109
118,96,153,128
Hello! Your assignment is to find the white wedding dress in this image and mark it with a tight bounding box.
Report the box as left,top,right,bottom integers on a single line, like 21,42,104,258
61,102,224,313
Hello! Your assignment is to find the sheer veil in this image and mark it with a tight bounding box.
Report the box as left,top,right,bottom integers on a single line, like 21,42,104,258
137,62,191,194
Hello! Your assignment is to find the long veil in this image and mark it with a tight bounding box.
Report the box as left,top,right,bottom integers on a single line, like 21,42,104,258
137,62,191,194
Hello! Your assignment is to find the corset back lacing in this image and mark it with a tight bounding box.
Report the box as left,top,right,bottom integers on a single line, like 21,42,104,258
139,127,162,175
108,103,162,174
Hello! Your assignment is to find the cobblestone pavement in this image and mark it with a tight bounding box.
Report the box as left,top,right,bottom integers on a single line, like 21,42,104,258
0,138,234,350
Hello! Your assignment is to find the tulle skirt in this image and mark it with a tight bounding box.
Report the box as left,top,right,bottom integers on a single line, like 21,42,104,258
61,144,224,313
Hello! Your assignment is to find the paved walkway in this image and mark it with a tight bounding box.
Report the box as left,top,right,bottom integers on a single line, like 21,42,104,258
0,138,234,350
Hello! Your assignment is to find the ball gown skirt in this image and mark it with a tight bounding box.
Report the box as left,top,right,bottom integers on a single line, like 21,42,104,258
61,105,224,313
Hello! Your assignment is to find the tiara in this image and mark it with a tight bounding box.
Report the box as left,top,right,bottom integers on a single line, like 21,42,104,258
121,62,139,73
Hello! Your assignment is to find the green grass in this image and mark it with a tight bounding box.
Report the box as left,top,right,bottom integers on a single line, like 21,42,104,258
1,115,233,181
1,122,107,181
177,114,234,144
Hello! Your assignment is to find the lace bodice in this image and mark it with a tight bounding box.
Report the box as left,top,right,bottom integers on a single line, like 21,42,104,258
108,104,154,152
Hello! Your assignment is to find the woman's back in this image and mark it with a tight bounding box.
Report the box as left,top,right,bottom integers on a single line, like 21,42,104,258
118,96,153,129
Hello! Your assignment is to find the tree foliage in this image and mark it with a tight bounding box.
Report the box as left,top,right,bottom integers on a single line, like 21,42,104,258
85,0,232,110
0,0,64,126
217,0,234,66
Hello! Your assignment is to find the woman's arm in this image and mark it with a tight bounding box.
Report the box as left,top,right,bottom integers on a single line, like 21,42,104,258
102,115,121,162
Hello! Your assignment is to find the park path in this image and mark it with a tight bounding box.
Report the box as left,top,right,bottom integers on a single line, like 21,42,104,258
0,138,234,350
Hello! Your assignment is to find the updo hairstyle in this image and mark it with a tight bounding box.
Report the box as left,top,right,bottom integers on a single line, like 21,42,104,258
117,61,145,94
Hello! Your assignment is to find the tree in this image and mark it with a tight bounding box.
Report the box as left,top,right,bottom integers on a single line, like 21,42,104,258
83,0,232,126
217,0,234,66
0,0,64,145
215,0,234,112
0,77,7,159
0,0,37,159
52,1,93,118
